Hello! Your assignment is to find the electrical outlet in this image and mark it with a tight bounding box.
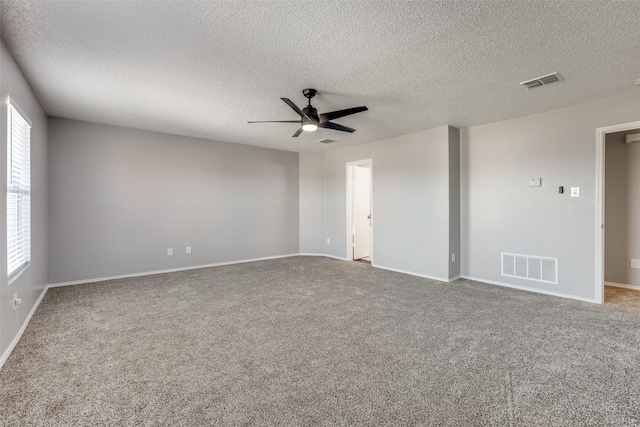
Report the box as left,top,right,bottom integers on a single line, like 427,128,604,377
186,246,191,254
167,248,173,256
631,259,640,269
571,187,579,197
326,238,330,245
13,293,21,310
451,253,456,263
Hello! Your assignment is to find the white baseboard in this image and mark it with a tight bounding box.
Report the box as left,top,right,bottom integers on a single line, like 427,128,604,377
321,254,350,261
0,286,48,370
48,253,301,287
460,275,598,304
3,256,605,372
605,281,640,291
372,263,450,283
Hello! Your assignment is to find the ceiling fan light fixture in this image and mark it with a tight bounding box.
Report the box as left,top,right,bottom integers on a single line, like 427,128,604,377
302,123,318,132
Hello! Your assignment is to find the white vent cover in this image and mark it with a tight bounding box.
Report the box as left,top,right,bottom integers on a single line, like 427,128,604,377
316,138,334,144
520,72,562,89
502,252,557,284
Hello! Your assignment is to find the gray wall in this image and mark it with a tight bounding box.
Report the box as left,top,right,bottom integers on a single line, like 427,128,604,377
461,92,640,300
322,125,456,281
48,118,299,284
448,127,461,279
605,130,640,286
0,41,48,359
299,152,324,254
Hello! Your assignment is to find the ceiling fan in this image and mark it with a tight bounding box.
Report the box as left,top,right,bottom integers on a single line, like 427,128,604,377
248,88,368,137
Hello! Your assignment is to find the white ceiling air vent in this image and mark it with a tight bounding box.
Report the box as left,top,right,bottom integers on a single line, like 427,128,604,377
317,138,334,144
520,72,562,89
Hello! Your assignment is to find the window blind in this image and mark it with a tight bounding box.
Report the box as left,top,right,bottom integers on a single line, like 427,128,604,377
7,101,31,277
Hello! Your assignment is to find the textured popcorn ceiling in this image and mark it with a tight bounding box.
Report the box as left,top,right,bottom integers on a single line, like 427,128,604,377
1,1,640,152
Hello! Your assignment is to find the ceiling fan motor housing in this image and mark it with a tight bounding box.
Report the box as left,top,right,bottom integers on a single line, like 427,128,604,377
303,106,319,123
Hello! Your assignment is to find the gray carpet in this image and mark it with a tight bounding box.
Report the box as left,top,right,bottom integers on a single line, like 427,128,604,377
1,256,639,426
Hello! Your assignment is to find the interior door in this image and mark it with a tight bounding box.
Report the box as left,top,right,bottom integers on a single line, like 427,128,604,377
353,165,371,260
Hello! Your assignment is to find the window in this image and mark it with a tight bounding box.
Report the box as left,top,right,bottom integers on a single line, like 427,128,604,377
6,99,31,277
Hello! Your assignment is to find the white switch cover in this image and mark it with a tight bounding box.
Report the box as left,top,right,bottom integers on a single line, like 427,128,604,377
326,238,330,245
186,246,191,254
451,253,456,263
529,178,541,187
167,248,173,256
631,259,640,269
571,187,579,197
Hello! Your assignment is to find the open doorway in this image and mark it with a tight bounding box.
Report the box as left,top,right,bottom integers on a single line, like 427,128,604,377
596,121,640,304
346,160,372,263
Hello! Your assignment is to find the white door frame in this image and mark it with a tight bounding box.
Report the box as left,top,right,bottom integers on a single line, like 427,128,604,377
346,159,373,262
595,120,640,304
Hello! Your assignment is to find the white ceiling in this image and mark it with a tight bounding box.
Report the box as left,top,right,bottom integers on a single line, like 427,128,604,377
1,1,639,153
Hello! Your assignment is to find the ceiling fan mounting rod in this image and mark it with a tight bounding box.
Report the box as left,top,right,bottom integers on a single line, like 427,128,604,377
302,88,317,105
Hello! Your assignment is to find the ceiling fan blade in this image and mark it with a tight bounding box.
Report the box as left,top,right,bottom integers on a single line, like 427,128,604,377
247,120,301,123
281,98,311,120
292,127,303,138
319,106,368,123
318,121,356,133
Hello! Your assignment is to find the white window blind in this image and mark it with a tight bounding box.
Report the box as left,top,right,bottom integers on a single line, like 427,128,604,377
7,100,31,277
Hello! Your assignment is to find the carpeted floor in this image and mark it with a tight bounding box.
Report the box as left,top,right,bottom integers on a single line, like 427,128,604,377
1,256,639,426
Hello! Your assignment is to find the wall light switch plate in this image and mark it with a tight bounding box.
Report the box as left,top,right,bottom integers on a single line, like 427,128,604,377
186,246,191,254
571,187,579,197
529,178,541,187
631,259,640,269
167,248,173,256
326,238,330,245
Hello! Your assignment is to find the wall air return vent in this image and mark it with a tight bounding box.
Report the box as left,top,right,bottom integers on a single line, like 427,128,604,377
501,252,558,284
520,72,561,89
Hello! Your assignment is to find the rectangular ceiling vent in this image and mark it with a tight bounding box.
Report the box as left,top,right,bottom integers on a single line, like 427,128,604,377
317,138,334,144
520,72,561,89
501,252,558,284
